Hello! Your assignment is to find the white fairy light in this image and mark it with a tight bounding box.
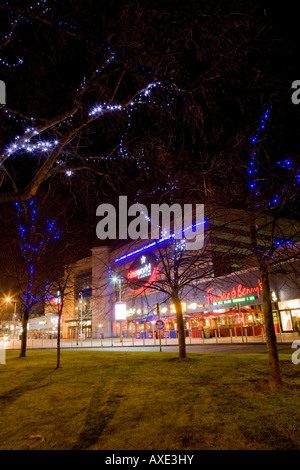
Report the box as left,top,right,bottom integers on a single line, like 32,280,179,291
0,3,178,183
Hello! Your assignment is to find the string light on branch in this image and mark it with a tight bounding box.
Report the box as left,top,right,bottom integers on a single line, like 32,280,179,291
14,197,61,307
6,138,59,156
0,57,23,68
88,81,165,117
0,1,52,68
276,158,293,170
248,106,272,194
0,2,179,184
88,102,123,117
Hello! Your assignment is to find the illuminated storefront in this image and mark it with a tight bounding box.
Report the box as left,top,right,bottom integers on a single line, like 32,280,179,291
108,243,264,339
27,313,61,339
278,299,300,332
58,242,300,339
108,249,300,339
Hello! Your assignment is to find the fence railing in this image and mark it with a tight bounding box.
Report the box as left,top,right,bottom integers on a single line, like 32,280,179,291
1,329,298,350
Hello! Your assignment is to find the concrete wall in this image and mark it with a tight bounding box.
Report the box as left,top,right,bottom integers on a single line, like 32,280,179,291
62,256,92,338
91,246,112,338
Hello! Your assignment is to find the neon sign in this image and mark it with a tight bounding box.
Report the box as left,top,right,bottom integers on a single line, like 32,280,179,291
114,218,207,263
207,280,262,305
211,295,257,306
127,261,153,281
126,253,158,293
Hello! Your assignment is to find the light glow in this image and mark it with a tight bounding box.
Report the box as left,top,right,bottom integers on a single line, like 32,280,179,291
115,302,127,321
114,218,207,263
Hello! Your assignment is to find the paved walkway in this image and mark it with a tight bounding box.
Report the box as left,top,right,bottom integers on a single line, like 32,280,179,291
75,344,295,355
1,332,299,350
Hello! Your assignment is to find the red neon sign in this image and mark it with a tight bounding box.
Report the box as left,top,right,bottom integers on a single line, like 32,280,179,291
207,280,262,305
127,270,138,279
131,266,159,294
125,253,158,292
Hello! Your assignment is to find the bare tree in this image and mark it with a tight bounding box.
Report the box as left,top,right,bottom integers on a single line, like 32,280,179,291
109,204,246,360
46,265,75,369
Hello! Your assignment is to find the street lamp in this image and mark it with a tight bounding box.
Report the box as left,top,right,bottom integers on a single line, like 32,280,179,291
79,292,83,346
112,275,126,340
112,275,122,301
4,297,17,340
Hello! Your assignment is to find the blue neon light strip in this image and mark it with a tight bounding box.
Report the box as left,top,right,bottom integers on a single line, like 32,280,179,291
114,219,207,263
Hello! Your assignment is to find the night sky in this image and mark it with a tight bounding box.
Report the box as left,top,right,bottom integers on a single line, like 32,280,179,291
0,0,300,294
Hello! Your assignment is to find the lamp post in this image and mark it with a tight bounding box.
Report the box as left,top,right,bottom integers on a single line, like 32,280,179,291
4,297,17,340
112,275,122,301
79,292,83,347
112,275,124,340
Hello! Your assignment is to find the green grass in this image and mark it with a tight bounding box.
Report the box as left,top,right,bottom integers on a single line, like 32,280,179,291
0,350,299,450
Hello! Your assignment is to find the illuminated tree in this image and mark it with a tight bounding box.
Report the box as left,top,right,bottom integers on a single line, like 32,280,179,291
0,0,280,209
0,0,181,205
206,103,300,388
14,197,60,357
247,109,300,387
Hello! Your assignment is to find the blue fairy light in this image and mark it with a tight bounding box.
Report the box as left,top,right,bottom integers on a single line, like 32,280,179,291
15,197,61,308
247,106,272,193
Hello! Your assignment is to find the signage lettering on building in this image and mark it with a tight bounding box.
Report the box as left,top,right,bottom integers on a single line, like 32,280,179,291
126,253,158,292
207,279,262,305
211,295,257,306
127,262,152,281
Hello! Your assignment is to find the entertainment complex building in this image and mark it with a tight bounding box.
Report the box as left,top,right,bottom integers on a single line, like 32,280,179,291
34,208,300,341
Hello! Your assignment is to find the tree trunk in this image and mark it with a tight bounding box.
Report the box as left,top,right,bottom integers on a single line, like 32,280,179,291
259,258,282,388
56,313,61,369
19,309,29,358
173,294,186,359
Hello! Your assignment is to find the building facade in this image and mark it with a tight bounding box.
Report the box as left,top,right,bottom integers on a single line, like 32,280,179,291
27,208,300,339
56,239,300,340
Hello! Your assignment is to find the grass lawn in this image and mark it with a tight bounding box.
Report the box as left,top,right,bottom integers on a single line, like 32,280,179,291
0,349,299,450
